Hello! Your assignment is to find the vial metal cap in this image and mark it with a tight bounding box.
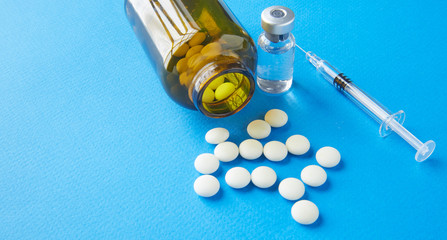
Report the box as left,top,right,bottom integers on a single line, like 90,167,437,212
261,6,295,35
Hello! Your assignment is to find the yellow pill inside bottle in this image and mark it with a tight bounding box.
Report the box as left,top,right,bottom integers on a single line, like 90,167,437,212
202,87,215,103
215,82,236,101
188,32,206,46
176,58,188,74
179,71,193,86
207,76,225,90
186,45,204,58
201,42,222,60
173,43,189,57
187,53,202,68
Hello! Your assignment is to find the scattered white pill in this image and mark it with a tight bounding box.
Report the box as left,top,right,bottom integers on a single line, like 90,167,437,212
194,175,220,197
291,200,319,225
205,127,230,144
239,139,263,160
214,141,239,162
251,166,277,188
286,135,310,155
301,165,327,187
263,141,288,162
194,153,220,174
264,109,288,127
278,178,305,201
225,167,251,189
316,146,341,168
247,120,271,139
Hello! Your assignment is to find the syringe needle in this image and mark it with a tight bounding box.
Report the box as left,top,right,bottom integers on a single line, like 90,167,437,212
295,44,307,54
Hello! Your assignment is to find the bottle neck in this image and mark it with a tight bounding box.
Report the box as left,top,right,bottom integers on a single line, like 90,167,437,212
190,59,255,118
265,32,290,43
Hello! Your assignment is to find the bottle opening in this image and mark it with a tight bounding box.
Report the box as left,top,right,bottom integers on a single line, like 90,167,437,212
199,72,253,118
190,59,255,118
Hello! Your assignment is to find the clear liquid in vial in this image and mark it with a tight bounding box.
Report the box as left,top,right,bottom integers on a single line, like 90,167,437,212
256,32,295,94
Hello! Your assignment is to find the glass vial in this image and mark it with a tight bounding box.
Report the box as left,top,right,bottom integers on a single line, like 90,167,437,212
125,0,257,118
257,6,295,94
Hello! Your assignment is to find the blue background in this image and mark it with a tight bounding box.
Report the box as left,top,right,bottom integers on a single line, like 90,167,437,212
1,0,446,239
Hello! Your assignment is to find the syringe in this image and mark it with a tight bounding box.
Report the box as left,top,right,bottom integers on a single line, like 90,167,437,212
296,45,436,162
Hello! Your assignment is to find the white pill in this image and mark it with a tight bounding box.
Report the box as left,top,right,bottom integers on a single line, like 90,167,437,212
194,153,220,174
247,120,271,139
301,165,327,187
194,175,220,197
316,146,341,168
251,166,277,188
264,109,288,127
205,127,229,144
225,167,251,189
214,141,239,162
291,200,319,225
286,135,310,155
263,141,288,162
278,178,305,201
239,139,263,160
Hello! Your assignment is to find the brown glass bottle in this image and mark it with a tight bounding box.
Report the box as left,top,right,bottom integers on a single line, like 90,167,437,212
125,0,257,118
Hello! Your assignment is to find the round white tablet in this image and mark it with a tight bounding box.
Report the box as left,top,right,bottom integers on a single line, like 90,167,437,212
247,120,271,139
205,127,229,144
239,139,263,160
194,153,220,174
316,146,341,168
264,109,288,127
286,135,310,155
225,167,251,189
251,166,277,188
300,165,327,187
278,178,305,201
291,200,319,225
214,141,239,162
194,175,220,197
263,141,288,162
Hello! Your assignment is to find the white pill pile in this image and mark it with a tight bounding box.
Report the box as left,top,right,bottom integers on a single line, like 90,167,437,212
278,178,305,201
251,166,277,188
286,135,310,155
214,141,239,162
316,146,341,168
247,120,271,139
239,139,263,160
194,153,219,174
264,109,288,127
291,200,319,225
225,167,251,189
301,165,327,187
205,127,229,144
263,141,288,162
194,175,220,197
193,109,343,225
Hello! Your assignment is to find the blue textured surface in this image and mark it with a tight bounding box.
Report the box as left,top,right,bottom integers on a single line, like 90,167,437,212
1,0,446,239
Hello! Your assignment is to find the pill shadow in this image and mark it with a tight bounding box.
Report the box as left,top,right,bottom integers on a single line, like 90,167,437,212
301,148,315,159
203,188,224,201
328,160,344,171
233,182,255,193
309,179,331,192
263,181,280,193
212,167,224,177
282,191,309,204
273,156,291,166
222,157,243,167
306,214,323,228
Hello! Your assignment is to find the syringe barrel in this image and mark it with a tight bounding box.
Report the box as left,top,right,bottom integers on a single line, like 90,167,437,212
312,57,392,123
332,74,392,124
